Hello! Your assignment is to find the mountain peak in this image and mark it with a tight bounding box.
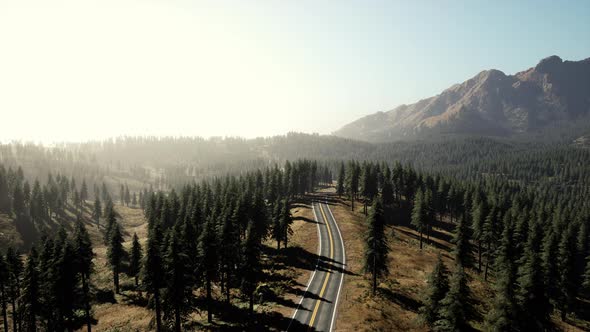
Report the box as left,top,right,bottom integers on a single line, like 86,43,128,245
535,55,563,73
334,55,590,142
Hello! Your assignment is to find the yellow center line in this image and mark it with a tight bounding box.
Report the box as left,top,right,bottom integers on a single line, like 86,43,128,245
308,202,334,330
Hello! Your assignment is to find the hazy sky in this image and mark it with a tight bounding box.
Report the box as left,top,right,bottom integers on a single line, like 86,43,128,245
1,0,589,143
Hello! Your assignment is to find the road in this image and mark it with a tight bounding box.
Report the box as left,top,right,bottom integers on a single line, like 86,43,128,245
288,199,346,332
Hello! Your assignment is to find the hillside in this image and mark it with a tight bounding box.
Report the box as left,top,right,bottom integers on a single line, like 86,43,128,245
335,56,590,142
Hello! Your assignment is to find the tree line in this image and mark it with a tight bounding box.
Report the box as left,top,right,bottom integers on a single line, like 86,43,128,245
336,159,590,331
0,159,328,331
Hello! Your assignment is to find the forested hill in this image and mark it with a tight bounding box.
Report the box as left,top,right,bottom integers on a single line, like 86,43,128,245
2,132,590,193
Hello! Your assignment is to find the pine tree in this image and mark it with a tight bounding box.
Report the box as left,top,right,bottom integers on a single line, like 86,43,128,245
272,200,283,249
0,253,8,332
482,207,498,281
120,184,125,205
124,184,131,207
381,179,394,207
93,197,101,227
80,179,88,203
198,217,218,323
485,218,518,331
452,215,473,269
163,224,191,332
542,227,560,307
143,222,164,332
129,233,142,287
20,248,40,332
557,223,577,320
434,265,471,332
419,253,449,327
103,200,116,245
280,199,293,248
364,198,389,295
219,209,239,303
471,193,486,273
241,220,261,320
73,219,94,332
6,247,23,332
337,162,345,198
107,222,124,294
517,220,550,330
411,189,427,249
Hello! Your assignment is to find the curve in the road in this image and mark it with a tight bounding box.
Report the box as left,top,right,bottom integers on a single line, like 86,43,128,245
287,199,346,332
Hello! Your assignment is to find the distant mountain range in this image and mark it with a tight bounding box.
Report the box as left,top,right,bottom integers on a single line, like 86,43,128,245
334,56,590,142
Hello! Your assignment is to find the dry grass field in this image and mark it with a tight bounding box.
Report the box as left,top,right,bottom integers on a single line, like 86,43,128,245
324,191,586,332
3,191,588,331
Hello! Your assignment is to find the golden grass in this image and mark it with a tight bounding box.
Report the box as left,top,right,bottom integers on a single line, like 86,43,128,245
328,193,588,332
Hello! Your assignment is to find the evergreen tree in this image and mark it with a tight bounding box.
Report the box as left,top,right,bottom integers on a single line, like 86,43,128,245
241,220,261,319
381,179,394,207
103,200,116,245
517,220,550,330
129,233,142,287
198,217,218,323
6,247,23,332
542,227,560,307
279,199,293,248
471,193,486,273
419,253,449,327
452,215,473,269
120,184,125,205
0,254,8,332
163,224,191,332
337,162,345,198
80,179,88,203
411,189,427,249
364,198,389,295
107,222,124,294
557,223,577,320
73,219,94,332
143,222,164,332
434,265,471,332
93,197,101,227
485,218,518,331
219,208,239,303
20,248,40,332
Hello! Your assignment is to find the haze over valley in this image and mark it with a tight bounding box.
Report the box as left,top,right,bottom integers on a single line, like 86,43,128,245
1,1,590,332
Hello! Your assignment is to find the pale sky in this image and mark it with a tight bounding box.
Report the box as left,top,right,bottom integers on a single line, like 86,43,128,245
1,0,589,143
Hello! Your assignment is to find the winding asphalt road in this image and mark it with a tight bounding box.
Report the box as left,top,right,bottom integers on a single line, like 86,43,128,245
287,198,346,331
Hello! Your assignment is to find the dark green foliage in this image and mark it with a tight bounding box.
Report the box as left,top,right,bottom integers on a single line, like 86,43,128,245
517,220,551,330
337,162,345,197
557,223,578,320
241,220,261,319
73,219,94,332
0,254,8,332
411,189,427,249
364,198,389,295
129,233,142,287
485,218,518,331
163,224,192,332
20,248,40,332
92,197,101,226
419,253,449,327
452,215,473,269
198,217,218,323
107,222,124,294
434,265,472,332
143,221,164,332
6,247,23,332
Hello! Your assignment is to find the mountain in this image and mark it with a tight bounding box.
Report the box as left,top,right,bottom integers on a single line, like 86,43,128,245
334,56,590,142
